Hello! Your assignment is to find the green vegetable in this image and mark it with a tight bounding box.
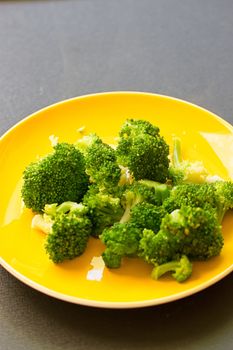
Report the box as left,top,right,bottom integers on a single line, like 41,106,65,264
83,185,124,237
151,255,192,282
76,133,121,190
100,222,142,268
33,202,92,263
130,202,167,232
139,206,223,265
120,181,170,223
116,119,170,182
22,143,89,212
163,181,233,222
169,137,208,185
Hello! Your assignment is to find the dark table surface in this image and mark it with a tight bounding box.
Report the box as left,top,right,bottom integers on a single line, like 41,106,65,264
0,1,233,349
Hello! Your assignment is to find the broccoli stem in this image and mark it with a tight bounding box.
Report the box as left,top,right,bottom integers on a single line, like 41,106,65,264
172,137,182,168
56,201,80,214
151,255,192,282
119,191,142,223
139,180,171,202
44,202,80,216
151,261,180,279
31,214,53,234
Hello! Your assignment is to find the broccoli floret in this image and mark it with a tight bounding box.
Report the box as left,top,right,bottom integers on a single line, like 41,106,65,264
118,118,160,137
83,186,124,237
116,119,170,182
151,255,192,282
100,182,170,268
120,181,170,223
163,181,233,222
75,133,102,155
213,181,233,221
22,143,89,212
139,206,223,265
32,202,92,263
100,222,142,268
169,137,208,185
130,202,167,232
163,183,218,213
76,133,121,190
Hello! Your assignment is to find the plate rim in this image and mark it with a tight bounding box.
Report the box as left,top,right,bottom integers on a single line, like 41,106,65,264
0,256,233,309
1,91,233,308
1,90,233,141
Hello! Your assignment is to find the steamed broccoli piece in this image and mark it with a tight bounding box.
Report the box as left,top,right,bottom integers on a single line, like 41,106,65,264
163,183,218,213
169,137,208,185
100,222,142,268
116,119,170,182
33,202,92,263
83,186,124,237
75,133,101,155
213,181,233,222
22,143,89,212
151,255,192,282
163,181,233,222
120,181,170,223
130,202,167,232
139,206,223,265
76,133,121,190
100,182,169,268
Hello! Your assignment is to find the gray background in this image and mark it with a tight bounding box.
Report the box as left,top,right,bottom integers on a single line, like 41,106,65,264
0,1,233,349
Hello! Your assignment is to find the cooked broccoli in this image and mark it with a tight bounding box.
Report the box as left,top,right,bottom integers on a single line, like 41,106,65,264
100,182,169,268
130,202,167,232
163,183,218,213
76,133,121,190
75,133,101,155
151,255,192,282
22,143,89,212
83,185,124,237
120,181,170,223
116,119,170,182
213,181,233,221
169,137,208,185
139,206,223,265
32,202,92,263
163,181,233,222
100,222,142,268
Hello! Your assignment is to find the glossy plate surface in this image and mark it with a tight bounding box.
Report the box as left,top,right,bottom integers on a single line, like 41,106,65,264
1,92,233,308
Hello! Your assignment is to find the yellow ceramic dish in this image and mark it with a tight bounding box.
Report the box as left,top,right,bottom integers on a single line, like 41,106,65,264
1,92,233,308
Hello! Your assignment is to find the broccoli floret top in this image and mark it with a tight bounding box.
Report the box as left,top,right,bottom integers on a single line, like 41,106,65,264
22,143,89,212
116,119,170,182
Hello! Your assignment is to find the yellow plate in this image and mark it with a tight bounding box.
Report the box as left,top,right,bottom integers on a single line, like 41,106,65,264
1,92,233,308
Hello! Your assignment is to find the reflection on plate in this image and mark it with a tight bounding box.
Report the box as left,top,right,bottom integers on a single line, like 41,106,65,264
0,92,233,308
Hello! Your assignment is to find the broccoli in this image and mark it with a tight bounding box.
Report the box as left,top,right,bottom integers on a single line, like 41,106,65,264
100,182,169,268
116,119,170,182
169,137,208,185
163,181,233,222
83,185,124,237
151,255,192,282
139,206,223,265
130,202,167,232
213,181,233,222
100,222,142,268
120,181,170,223
22,143,89,212
32,202,92,263
163,183,218,213
76,133,121,190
